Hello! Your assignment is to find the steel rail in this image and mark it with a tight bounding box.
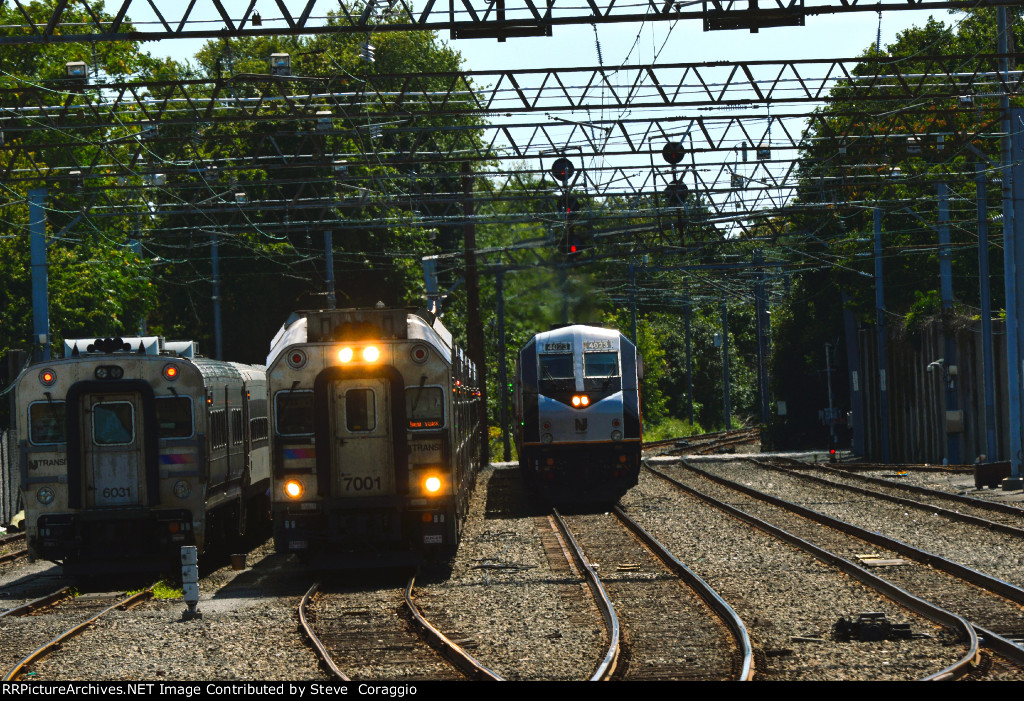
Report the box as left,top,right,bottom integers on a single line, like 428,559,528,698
744,457,1024,539
403,575,504,681
805,459,1024,519
3,587,154,681
550,507,620,681
298,581,350,681
0,532,25,548
0,586,72,619
611,505,754,680
644,461,981,680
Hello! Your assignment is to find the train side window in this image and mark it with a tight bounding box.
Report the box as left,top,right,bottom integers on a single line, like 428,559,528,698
92,402,135,445
584,352,619,377
275,390,313,436
539,353,574,380
406,386,443,430
155,396,193,439
346,389,376,432
29,401,66,445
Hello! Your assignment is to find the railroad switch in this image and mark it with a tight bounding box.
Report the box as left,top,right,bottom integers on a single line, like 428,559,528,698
833,612,913,642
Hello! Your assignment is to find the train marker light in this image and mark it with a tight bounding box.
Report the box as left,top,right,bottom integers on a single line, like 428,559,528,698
284,480,304,499
163,364,179,381
338,347,354,363
39,369,56,386
362,346,380,362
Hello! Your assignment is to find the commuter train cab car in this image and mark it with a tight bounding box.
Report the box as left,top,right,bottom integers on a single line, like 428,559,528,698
12,336,270,573
266,307,481,566
514,324,642,500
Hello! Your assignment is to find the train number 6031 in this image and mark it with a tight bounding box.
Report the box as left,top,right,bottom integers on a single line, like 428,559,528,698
101,486,131,498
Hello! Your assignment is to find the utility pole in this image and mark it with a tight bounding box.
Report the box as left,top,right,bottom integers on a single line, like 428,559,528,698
495,269,511,462
629,262,638,344
211,232,223,360
937,183,961,465
720,300,732,431
29,188,49,361
874,207,891,463
325,230,336,309
462,161,490,466
976,163,998,462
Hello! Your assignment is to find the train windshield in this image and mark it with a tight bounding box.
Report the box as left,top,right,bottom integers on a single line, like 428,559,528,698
584,352,619,377
407,386,444,429
29,401,65,444
275,390,314,435
156,396,193,438
539,353,574,380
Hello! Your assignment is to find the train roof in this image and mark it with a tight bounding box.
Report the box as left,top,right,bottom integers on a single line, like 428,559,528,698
266,307,454,367
530,324,626,350
63,336,197,358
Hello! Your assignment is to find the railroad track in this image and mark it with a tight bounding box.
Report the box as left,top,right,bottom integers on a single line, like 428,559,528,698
0,532,27,566
2,586,154,681
644,427,760,457
650,459,1024,677
300,577,502,681
552,506,752,680
749,456,1024,537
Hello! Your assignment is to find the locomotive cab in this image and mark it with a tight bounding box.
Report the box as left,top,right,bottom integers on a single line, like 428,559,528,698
515,325,642,500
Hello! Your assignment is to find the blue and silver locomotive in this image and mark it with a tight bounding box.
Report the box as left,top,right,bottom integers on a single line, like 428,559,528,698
514,324,642,499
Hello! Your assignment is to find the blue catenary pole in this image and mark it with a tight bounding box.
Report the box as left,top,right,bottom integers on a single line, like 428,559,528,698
29,188,49,361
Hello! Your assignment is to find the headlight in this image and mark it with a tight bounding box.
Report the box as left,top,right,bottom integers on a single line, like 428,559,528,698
174,481,191,499
542,433,553,445
423,475,443,495
284,480,304,499
338,347,353,363
362,346,380,362
37,487,55,505
611,429,623,442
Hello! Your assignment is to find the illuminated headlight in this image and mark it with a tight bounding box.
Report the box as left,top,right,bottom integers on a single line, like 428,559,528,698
173,481,191,499
571,395,590,407
338,347,353,363
362,346,380,362
571,395,581,407
611,429,623,442
284,480,304,499
542,433,553,445
36,487,55,505
423,475,443,495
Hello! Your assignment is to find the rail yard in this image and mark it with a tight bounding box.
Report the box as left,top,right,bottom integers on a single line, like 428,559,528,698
3,430,1024,682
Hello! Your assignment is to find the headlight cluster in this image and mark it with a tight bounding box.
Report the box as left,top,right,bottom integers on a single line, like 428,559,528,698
571,394,590,408
337,346,380,363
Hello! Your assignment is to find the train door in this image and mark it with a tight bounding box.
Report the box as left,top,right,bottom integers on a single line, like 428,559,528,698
329,378,393,497
81,392,146,507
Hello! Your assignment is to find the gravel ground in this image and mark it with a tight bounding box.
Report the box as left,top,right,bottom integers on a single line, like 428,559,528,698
415,462,606,681
687,457,1024,588
620,468,967,681
1,452,1021,682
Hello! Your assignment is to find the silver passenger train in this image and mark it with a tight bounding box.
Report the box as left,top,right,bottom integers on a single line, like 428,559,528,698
266,307,481,565
12,336,271,573
514,324,642,499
